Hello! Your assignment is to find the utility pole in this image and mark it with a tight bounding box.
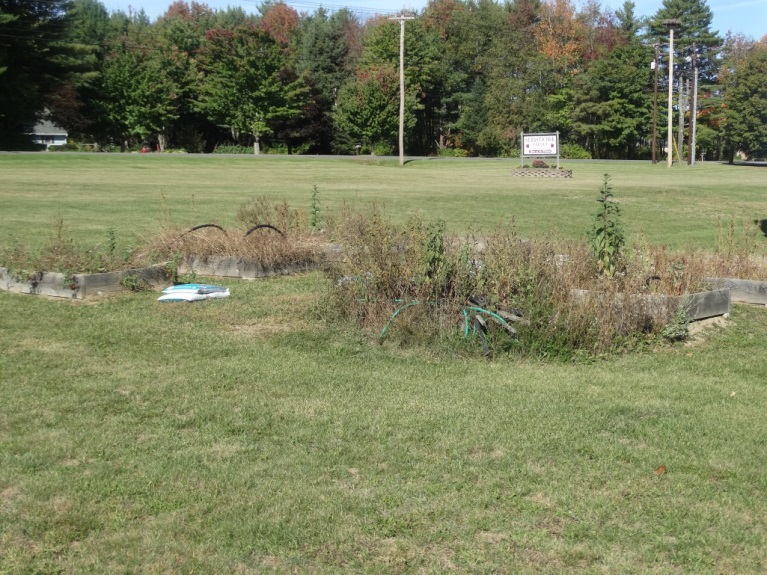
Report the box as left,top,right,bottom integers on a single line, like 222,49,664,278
663,19,680,168
677,77,685,162
685,78,690,162
689,45,698,165
389,14,414,167
652,43,659,164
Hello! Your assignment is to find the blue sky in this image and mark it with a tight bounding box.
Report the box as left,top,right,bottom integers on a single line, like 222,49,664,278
99,0,766,41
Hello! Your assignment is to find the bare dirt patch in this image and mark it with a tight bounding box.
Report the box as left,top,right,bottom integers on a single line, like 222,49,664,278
0,486,21,510
477,531,509,544
686,315,729,344
227,319,308,337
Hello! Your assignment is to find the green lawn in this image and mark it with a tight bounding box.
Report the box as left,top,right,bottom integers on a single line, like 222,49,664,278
2,155,767,573
2,275,766,573
2,154,766,249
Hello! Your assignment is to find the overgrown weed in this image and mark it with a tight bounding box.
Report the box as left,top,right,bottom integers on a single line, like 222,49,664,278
236,195,307,233
137,196,325,271
139,224,321,272
0,217,138,275
1,197,327,276
321,204,766,359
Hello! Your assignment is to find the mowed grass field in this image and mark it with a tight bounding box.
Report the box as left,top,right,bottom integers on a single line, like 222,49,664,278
1,153,766,248
2,154,767,573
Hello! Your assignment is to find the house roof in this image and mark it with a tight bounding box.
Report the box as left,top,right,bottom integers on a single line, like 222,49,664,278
31,118,68,136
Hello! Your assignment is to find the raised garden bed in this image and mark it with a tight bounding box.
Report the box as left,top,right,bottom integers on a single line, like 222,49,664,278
0,265,169,299
0,255,325,299
511,168,573,178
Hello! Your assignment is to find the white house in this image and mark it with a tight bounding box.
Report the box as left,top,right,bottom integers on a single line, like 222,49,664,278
29,118,68,150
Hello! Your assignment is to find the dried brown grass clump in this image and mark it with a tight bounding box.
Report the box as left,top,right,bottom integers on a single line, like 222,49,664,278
324,205,482,332
135,196,324,270
622,223,767,297
236,196,308,234
137,224,322,271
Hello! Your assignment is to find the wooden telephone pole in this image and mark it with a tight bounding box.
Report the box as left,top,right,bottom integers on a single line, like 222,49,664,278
689,45,698,165
389,14,414,167
652,43,659,164
663,19,680,168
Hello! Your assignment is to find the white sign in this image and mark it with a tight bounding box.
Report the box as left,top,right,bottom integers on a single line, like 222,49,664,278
522,133,558,156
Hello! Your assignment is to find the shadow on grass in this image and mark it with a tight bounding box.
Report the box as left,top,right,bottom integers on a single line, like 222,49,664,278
755,219,767,239
724,161,767,168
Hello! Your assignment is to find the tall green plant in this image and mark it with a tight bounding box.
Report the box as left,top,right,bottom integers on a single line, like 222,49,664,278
422,219,449,300
310,185,322,231
590,174,625,277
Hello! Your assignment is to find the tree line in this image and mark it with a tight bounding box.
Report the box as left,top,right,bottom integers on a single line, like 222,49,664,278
1,0,766,160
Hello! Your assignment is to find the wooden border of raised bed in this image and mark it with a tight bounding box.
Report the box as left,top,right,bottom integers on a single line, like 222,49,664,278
705,278,767,305
180,255,319,279
0,266,169,299
1,255,324,299
571,288,731,322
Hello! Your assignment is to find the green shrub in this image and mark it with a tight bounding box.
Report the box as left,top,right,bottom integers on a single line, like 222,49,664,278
372,142,393,156
437,147,470,158
264,142,311,155
173,126,206,154
47,142,80,152
309,186,323,231
560,143,592,159
163,252,196,285
212,142,253,154
473,126,519,157
120,272,150,292
661,304,689,342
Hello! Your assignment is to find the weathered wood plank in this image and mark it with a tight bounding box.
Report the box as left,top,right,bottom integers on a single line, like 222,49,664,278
1,266,169,299
78,266,168,298
705,278,767,305
181,255,318,279
0,269,77,298
680,288,731,321
570,288,731,322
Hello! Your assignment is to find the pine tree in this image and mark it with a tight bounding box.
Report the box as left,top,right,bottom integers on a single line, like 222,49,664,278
615,1,642,41
0,0,75,145
649,0,721,81
572,42,654,159
294,8,360,152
